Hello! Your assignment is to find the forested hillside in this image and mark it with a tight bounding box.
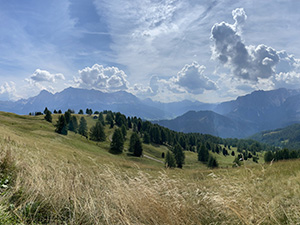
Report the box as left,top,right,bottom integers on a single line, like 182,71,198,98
251,123,300,149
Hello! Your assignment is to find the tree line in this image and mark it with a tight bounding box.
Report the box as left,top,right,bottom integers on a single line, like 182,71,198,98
40,108,284,168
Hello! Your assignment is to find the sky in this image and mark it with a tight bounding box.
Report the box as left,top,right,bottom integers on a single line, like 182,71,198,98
0,0,300,103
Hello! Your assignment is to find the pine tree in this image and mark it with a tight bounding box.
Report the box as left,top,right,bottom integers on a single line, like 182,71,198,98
165,151,176,168
106,112,113,124
143,132,150,144
121,124,127,139
86,108,93,115
173,143,185,168
55,115,68,135
129,132,143,157
64,111,71,124
78,117,88,138
69,116,78,133
110,120,114,128
98,112,105,125
110,128,124,154
43,107,49,115
198,144,209,162
78,109,84,114
127,117,132,129
137,120,142,132
90,121,106,141
207,155,218,168
44,110,52,123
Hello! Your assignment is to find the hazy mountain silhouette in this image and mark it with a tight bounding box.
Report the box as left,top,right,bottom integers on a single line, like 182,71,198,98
155,110,256,138
2,87,300,138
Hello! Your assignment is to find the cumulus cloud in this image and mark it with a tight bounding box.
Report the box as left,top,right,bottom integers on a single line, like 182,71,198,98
76,64,129,91
174,61,217,94
145,61,217,99
211,8,280,81
211,7,300,93
273,71,300,89
129,84,155,98
232,8,247,29
0,82,19,101
30,69,65,83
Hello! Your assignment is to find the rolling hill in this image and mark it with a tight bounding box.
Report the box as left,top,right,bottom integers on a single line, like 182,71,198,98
0,111,299,224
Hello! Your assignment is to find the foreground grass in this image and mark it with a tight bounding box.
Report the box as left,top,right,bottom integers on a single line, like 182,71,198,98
0,112,299,224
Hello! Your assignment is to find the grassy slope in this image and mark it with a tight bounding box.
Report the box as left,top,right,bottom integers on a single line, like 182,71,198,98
0,112,299,224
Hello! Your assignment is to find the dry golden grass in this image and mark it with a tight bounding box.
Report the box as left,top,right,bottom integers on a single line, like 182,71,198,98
0,112,299,224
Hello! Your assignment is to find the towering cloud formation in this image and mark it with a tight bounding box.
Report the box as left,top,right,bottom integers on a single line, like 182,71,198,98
77,64,129,91
211,8,279,81
211,8,300,91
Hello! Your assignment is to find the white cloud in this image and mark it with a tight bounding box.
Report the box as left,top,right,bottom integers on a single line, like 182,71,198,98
0,82,19,101
76,64,129,91
30,69,65,83
93,0,219,84
211,7,300,95
174,61,217,94
127,61,217,101
273,71,300,89
211,8,280,81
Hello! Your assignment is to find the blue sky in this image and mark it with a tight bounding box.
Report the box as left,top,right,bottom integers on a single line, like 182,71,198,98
0,0,300,102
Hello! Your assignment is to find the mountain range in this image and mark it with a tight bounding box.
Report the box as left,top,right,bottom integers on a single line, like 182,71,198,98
2,87,300,138
0,87,215,120
155,88,300,138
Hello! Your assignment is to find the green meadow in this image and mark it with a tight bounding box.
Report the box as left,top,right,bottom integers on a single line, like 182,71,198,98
0,112,299,224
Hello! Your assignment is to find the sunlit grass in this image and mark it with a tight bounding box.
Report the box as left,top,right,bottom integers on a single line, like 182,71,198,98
0,112,299,224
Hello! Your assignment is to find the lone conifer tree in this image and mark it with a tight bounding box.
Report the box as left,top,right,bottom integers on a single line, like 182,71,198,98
173,143,185,168
90,121,106,141
165,151,176,168
198,144,209,162
55,115,68,135
44,110,52,123
78,117,88,138
110,128,124,154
